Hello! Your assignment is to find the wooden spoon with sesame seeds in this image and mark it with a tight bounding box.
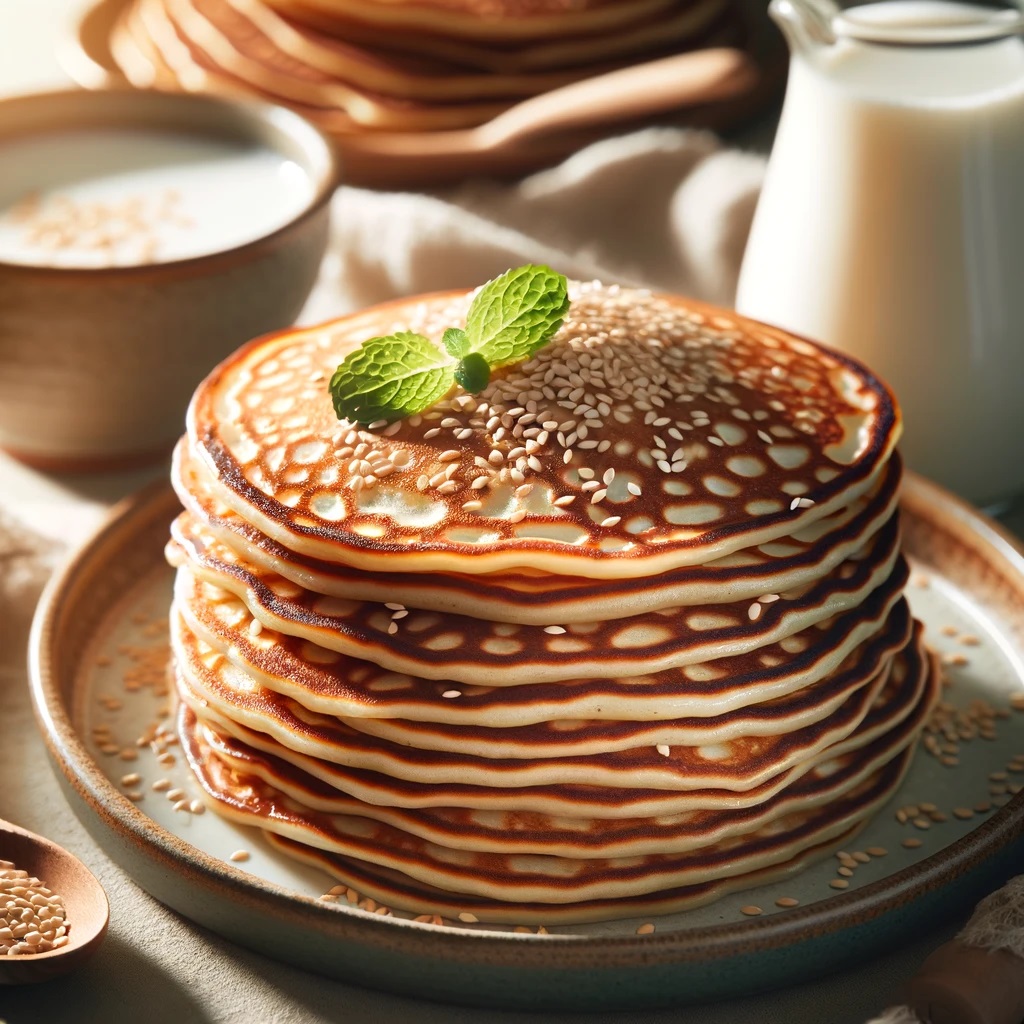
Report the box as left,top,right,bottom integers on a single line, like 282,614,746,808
0,818,108,984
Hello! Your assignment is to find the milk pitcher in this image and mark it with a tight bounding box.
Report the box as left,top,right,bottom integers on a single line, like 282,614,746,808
736,0,1024,506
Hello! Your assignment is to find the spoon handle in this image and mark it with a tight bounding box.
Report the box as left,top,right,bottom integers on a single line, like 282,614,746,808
477,48,759,147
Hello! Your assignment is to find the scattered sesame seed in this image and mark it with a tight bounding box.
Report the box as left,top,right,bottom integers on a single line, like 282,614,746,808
866,847,888,857
636,922,656,935
656,744,670,757
600,516,622,528
852,852,870,864
747,602,763,622
953,807,975,820
775,897,799,908
740,905,763,916
902,838,923,849
121,773,142,787
544,626,567,634
229,850,250,863
442,690,461,699
387,622,399,635
458,912,479,924
838,866,854,877
830,879,849,890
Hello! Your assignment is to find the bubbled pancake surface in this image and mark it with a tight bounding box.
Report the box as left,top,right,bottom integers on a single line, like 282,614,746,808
173,440,904,623
173,568,913,725
187,287,899,577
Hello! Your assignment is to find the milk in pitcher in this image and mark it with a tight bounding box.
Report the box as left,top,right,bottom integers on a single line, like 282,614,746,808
736,0,1024,505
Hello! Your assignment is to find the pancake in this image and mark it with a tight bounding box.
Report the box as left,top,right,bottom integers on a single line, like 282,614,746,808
175,567,913,725
184,693,910,858
174,631,933,815
242,0,733,85
172,440,904,623
186,287,900,578
183,709,919,917
272,0,736,74
167,276,921,923
262,825,865,923
264,0,683,43
167,516,906,684
161,0,513,130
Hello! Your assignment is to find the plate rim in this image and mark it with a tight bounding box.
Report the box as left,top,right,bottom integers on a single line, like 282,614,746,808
26,472,1024,976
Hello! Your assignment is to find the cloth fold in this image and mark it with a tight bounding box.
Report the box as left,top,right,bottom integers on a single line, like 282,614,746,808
308,127,766,320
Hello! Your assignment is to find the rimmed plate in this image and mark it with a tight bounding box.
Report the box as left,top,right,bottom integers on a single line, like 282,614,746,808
62,0,785,188
28,473,1024,1011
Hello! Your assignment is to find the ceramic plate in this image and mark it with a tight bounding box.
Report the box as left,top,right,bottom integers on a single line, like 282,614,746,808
61,0,784,188
29,473,1024,1011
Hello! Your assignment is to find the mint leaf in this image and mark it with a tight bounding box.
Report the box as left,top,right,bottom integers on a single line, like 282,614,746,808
454,353,490,394
329,332,454,424
464,264,569,369
442,327,468,358
328,265,571,426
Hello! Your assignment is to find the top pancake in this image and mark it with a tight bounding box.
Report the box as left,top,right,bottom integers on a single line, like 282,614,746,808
186,283,900,578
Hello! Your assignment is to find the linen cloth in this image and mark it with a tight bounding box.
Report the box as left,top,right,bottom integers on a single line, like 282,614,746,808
0,128,963,1024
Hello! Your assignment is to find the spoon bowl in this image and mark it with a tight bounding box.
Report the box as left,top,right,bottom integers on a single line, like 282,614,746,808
0,818,109,984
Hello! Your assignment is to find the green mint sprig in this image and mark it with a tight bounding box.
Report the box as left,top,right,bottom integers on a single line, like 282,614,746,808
329,264,568,425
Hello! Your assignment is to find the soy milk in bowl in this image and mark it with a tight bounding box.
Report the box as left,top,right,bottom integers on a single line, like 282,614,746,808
0,90,337,470
0,131,315,268
737,0,1024,506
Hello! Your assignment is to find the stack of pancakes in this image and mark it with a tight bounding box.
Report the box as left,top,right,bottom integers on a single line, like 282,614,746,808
167,283,937,924
108,0,746,134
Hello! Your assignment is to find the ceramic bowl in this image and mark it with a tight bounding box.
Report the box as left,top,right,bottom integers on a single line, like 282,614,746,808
0,88,338,471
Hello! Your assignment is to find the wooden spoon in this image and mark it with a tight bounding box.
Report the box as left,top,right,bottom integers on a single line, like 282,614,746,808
347,48,760,159
0,818,109,984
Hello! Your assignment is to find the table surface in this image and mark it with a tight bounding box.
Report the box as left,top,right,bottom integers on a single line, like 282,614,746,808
0,5,1016,1023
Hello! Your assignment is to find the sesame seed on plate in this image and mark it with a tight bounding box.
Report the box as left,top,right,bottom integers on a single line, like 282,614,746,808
442,690,461,699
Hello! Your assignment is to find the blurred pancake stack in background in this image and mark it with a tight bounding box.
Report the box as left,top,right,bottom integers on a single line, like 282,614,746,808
80,0,779,184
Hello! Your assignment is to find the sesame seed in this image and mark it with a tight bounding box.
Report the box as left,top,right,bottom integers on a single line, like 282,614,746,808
229,850,250,863
866,847,888,857
462,500,483,511
748,603,763,622
830,879,849,890
553,495,575,506
838,866,853,877
544,626,567,634
656,744,670,757
902,838,923,849
442,690,461,699
458,912,479,924
391,609,409,620
508,509,527,523
591,489,608,504
775,897,799,908
600,516,621,528
387,622,399,635
740,905,762,916
636,922,656,935
627,482,642,496
385,602,405,611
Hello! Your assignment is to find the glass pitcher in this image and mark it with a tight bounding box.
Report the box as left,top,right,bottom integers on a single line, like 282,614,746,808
736,0,1024,507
